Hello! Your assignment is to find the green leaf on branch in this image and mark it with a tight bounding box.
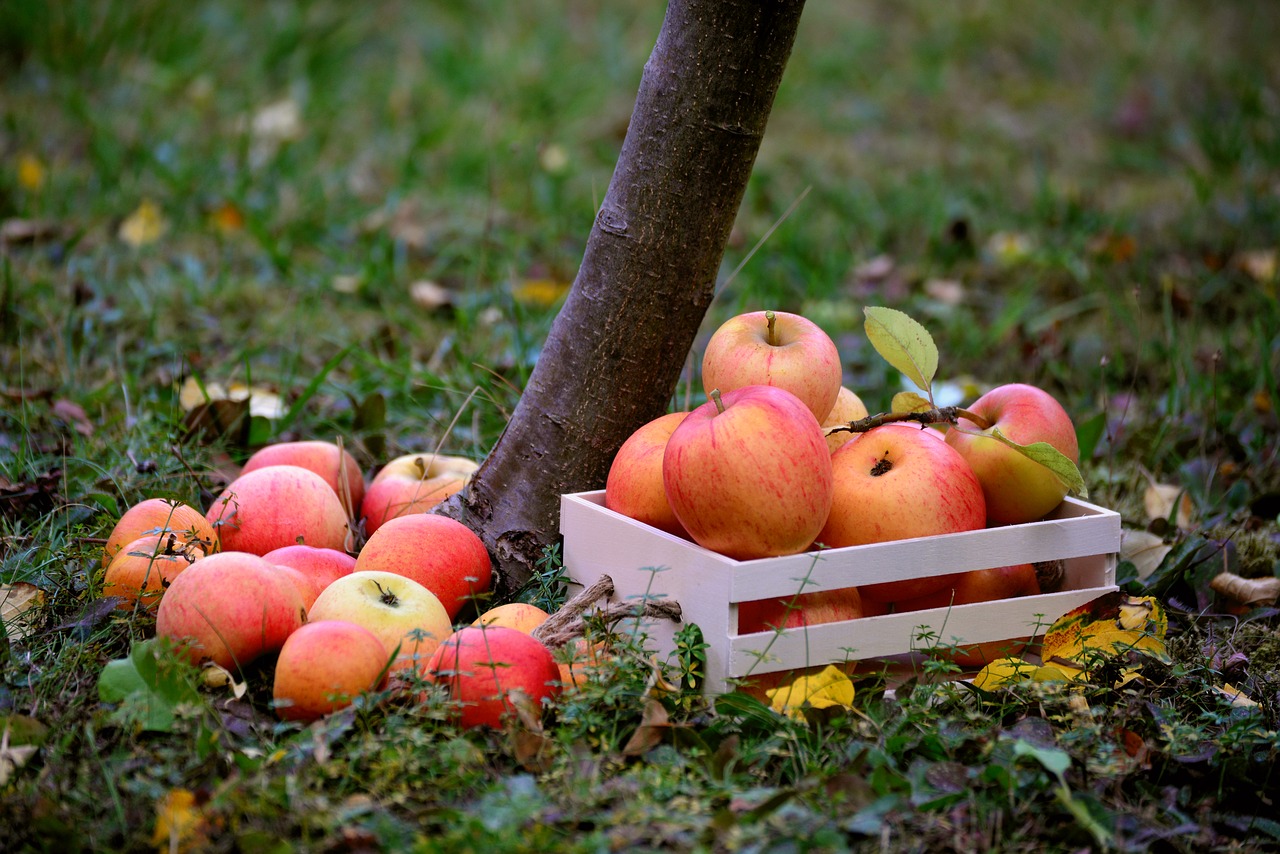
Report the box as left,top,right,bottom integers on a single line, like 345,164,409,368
890,391,934,414
988,427,1088,499
98,638,201,733
864,307,939,397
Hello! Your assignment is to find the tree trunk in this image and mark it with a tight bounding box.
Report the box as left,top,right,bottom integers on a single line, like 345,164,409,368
440,0,807,595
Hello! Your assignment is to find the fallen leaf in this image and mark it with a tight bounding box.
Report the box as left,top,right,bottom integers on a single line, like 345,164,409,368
151,789,214,854
1120,529,1172,581
16,153,46,192
1209,572,1280,607
1,582,44,641
0,737,38,788
538,143,570,175
51,399,94,437
409,280,455,311
511,278,570,308
985,231,1035,267
1143,482,1195,529
1040,593,1169,667
208,201,244,234
178,377,284,419
971,657,1072,691
854,254,895,281
1235,249,1277,284
0,715,46,787
119,199,168,247
923,278,965,306
1,218,61,246
1215,682,1259,708
765,664,855,720
622,698,671,756
250,98,303,145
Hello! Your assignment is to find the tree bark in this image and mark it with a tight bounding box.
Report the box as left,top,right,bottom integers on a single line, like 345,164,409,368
440,0,807,595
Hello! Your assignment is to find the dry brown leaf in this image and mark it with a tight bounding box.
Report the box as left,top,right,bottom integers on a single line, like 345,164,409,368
51,399,94,436
1,582,44,641
1143,482,1195,529
622,698,670,756
1,218,61,246
1120,530,1170,581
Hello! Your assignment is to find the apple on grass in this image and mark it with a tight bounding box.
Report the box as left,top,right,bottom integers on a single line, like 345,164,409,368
102,534,205,610
206,465,351,556
945,383,1080,525
308,570,453,678
263,544,355,590
354,514,492,619
604,411,689,537
156,551,307,672
663,385,834,560
818,423,986,603
361,454,479,535
701,310,843,421
241,440,365,517
425,625,562,729
102,498,218,569
272,620,390,722
473,602,550,634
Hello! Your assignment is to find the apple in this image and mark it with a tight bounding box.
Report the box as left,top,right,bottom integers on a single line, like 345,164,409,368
892,563,1040,612
206,465,351,555
102,498,217,569
262,544,356,590
156,551,307,672
272,620,390,722
818,423,986,602
701,310,843,421
361,453,479,535
555,637,613,689
944,383,1080,525
738,585,865,634
473,602,550,634
604,411,689,537
102,534,205,610
269,565,325,611
820,386,870,454
425,625,562,728
308,570,453,676
663,385,834,560
354,514,492,619
241,440,365,516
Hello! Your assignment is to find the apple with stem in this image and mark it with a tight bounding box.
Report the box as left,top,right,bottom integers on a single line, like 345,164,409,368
945,383,1079,525
663,385,834,560
818,423,986,603
701,310,843,421
361,453,479,535
354,513,492,619
102,498,217,569
103,533,205,610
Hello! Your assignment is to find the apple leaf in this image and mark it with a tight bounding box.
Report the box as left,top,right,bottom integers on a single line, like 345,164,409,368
98,639,201,733
890,391,933,414
987,427,1089,499
863,307,939,397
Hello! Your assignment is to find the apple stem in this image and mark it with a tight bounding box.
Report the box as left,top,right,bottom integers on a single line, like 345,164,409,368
824,404,993,437
710,388,726,415
765,310,778,346
373,580,399,607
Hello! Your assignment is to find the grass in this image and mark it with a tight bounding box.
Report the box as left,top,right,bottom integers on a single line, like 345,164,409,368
3,0,1280,850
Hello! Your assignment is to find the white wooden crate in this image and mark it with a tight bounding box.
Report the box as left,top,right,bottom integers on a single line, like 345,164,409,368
560,490,1121,695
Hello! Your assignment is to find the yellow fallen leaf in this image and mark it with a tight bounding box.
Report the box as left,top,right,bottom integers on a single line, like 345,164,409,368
511,278,570,308
766,664,855,720
1041,593,1169,668
1216,683,1258,708
151,789,212,854
119,199,169,247
177,377,285,420
1,582,44,642
971,656,1074,691
16,153,46,192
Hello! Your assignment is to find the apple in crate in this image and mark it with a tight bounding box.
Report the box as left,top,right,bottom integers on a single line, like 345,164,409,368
426,625,562,729
156,551,307,672
820,386,870,454
738,584,865,633
206,465,351,555
272,620,390,722
309,570,454,677
354,514,492,619
945,383,1079,525
361,453,478,535
701,310,843,421
604,411,689,537
818,423,986,603
663,385,834,560
242,440,365,514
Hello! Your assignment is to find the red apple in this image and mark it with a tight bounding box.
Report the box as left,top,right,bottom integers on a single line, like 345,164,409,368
269,564,325,611
604,411,689,537
262,544,356,590
361,453,479,535
818,424,986,602
308,570,453,677
738,585,865,633
102,534,205,610
663,385,834,560
156,551,307,672
945,383,1079,525
893,563,1040,612
272,620,390,722
206,465,351,555
354,514,492,619
426,625,562,728
701,310,843,421
102,498,217,568
242,440,365,516
821,386,871,454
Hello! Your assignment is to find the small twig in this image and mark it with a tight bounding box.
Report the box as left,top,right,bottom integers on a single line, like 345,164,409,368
824,406,992,438
532,574,683,649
